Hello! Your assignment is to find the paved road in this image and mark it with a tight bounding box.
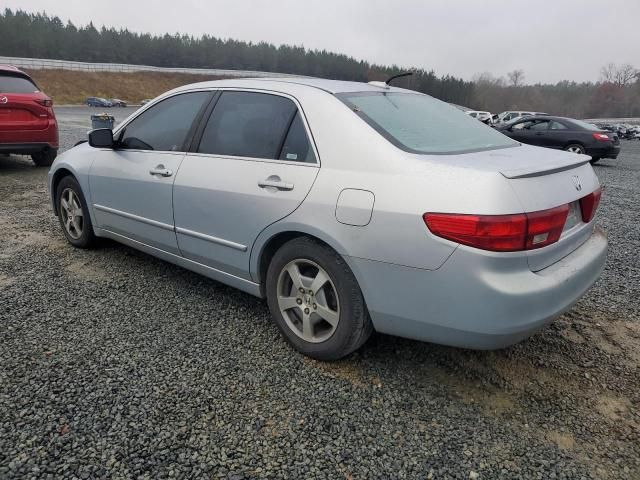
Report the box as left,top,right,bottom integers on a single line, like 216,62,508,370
0,111,639,479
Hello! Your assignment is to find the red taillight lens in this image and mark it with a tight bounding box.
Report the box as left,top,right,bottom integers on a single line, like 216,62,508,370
424,212,527,252
35,98,53,107
424,205,570,252
592,133,609,141
524,205,569,249
579,188,602,223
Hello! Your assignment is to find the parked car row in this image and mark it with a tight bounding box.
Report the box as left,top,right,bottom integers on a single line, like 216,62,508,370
466,110,549,125
595,122,640,140
85,97,128,107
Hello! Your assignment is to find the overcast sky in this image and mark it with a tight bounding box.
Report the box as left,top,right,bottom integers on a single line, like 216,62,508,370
3,0,638,83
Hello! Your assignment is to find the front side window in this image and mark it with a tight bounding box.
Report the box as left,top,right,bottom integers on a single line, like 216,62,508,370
119,92,209,151
529,120,550,131
198,91,314,161
338,92,516,154
0,74,39,94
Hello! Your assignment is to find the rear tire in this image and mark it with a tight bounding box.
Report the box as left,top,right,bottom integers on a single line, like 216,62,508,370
56,176,97,248
564,144,585,155
31,149,57,167
265,237,373,361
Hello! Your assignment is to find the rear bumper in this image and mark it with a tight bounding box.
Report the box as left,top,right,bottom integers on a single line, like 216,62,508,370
346,226,607,349
0,120,59,151
0,142,57,154
587,144,620,159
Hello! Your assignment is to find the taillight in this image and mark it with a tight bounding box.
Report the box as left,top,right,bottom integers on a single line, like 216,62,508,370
524,205,569,249
424,205,570,252
579,188,602,223
592,133,609,141
423,213,527,252
35,98,53,107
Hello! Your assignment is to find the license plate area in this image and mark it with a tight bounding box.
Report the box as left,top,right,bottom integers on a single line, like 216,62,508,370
563,201,581,233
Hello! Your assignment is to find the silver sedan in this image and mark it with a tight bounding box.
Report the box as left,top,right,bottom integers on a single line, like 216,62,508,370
48,78,607,360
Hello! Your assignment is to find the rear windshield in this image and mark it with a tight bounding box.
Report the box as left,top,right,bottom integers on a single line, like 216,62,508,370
337,92,516,154
0,74,39,94
569,119,600,131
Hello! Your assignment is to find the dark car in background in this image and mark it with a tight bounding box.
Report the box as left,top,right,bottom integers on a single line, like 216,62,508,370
0,65,59,166
85,97,112,107
497,116,620,163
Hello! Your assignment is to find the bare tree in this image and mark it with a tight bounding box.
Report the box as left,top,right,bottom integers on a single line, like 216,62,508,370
473,72,506,87
507,69,525,87
600,63,638,86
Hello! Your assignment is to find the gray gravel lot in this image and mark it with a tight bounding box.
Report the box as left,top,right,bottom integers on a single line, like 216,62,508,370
1,107,639,479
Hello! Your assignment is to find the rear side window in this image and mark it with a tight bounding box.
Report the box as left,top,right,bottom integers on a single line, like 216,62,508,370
338,92,515,154
198,91,314,161
279,112,316,163
119,92,209,151
0,74,39,94
550,121,568,130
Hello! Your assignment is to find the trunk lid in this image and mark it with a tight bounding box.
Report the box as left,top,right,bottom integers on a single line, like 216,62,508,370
0,92,51,131
430,144,601,270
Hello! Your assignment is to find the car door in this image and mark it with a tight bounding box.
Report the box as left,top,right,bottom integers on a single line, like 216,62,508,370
504,119,530,142
89,91,212,254
546,120,570,149
172,90,320,280
526,119,552,146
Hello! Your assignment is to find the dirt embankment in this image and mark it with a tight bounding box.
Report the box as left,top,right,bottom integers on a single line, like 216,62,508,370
24,69,225,105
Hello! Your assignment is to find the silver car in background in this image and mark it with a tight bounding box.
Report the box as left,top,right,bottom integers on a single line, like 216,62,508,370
48,78,607,360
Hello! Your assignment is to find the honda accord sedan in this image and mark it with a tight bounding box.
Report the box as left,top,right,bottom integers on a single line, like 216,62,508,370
48,78,607,360
497,115,620,163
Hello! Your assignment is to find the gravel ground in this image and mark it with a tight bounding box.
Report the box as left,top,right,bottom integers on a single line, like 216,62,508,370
1,107,639,479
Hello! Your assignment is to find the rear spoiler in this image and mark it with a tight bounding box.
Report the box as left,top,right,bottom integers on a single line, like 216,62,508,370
500,157,590,179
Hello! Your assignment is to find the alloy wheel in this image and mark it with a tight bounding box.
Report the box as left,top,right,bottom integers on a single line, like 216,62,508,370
276,259,340,343
60,188,84,240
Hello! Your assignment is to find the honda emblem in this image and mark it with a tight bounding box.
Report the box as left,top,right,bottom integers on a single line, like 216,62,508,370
571,175,582,191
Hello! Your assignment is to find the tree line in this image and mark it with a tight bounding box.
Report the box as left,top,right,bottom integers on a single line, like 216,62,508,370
1,9,637,118
0,9,473,106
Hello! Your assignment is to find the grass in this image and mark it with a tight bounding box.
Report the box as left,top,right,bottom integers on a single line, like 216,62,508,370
24,69,227,105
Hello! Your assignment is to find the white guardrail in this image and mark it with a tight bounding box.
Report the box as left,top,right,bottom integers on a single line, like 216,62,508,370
0,55,303,78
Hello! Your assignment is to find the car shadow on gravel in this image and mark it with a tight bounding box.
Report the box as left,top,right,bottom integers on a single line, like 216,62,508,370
0,154,38,172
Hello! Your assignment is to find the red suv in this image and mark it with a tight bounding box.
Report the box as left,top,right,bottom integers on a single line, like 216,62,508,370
0,65,58,166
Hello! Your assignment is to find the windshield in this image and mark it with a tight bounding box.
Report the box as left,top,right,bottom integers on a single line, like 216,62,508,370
337,92,516,154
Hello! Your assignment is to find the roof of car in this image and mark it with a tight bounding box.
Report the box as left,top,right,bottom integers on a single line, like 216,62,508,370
0,64,30,76
175,76,413,95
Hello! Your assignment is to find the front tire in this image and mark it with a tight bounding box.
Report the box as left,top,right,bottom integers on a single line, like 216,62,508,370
56,176,96,248
266,237,373,361
31,148,58,167
564,143,585,155
590,157,601,164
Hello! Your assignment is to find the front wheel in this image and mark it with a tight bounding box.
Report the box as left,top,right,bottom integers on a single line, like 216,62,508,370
56,176,97,248
564,144,585,155
266,237,373,361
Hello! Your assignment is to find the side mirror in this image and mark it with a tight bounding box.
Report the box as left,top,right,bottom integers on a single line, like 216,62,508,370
88,128,114,148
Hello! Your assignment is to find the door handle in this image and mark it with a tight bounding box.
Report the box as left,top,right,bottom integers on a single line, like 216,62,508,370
149,165,173,177
258,179,294,191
